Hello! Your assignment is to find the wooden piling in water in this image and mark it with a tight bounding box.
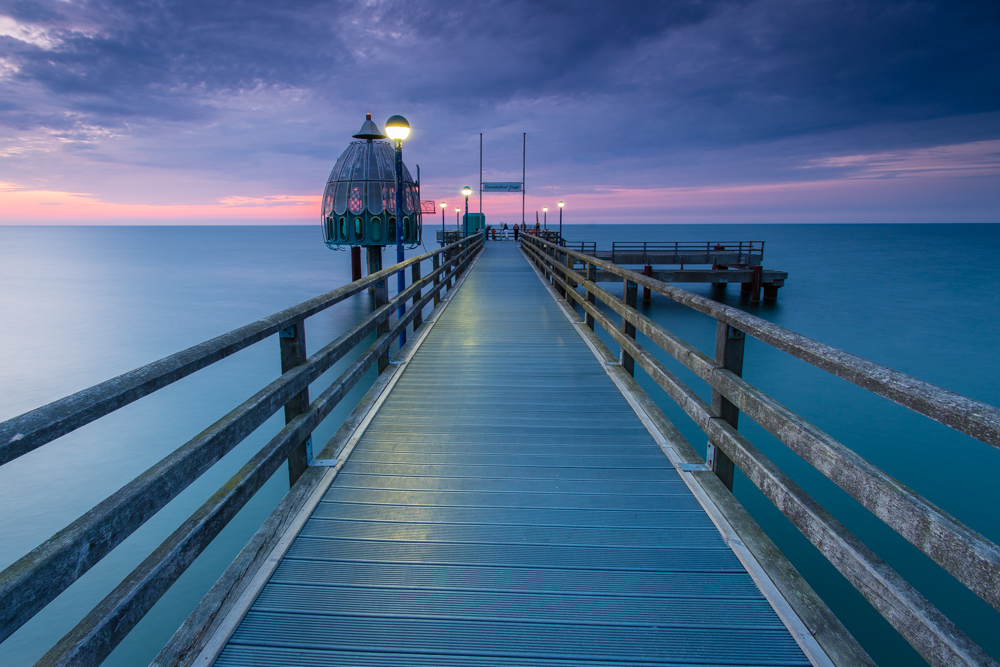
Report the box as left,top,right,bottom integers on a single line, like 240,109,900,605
350,247,362,282
751,265,762,304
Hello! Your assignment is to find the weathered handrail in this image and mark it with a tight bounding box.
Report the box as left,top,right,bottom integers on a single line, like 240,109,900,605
522,235,998,667
0,235,474,467
0,234,484,664
528,236,1000,447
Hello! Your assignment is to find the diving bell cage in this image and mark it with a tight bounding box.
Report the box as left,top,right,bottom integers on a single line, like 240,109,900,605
321,114,422,247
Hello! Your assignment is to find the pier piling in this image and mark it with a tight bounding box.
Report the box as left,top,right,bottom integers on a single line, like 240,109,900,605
351,247,362,281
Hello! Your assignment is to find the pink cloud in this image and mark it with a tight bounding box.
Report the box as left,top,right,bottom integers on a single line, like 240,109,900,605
0,183,320,224
803,140,1000,179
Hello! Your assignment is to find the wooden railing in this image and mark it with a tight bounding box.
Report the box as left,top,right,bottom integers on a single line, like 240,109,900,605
521,234,999,667
0,234,484,666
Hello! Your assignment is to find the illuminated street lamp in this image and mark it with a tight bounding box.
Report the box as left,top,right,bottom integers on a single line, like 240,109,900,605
543,206,548,231
558,200,565,245
385,114,410,347
440,201,447,247
455,207,460,230
461,186,473,269
461,186,473,238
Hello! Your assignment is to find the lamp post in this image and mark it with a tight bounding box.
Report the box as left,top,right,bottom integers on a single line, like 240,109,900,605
543,206,548,231
455,207,460,231
385,114,410,348
461,186,472,238
558,200,564,246
461,186,472,270
440,201,446,247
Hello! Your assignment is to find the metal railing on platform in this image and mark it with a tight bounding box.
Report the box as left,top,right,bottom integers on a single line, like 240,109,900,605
611,240,765,259
0,234,484,666
521,234,1000,667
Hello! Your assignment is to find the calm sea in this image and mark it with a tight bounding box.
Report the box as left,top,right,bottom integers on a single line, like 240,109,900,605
1,224,998,665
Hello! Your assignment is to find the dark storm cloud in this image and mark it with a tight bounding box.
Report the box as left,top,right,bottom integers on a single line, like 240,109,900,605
0,0,997,195
2,1,997,132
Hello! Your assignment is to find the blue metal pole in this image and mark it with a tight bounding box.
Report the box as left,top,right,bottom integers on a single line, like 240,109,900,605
559,206,563,245
394,139,406,348
441,206,445,247
464,195,469,270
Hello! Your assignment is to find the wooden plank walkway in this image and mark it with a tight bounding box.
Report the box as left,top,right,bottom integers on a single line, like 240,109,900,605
213,242,810,666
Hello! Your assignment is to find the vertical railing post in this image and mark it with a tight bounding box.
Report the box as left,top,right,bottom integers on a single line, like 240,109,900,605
411,261,422,331
564,250,577,305
585,264,596,330
555,247,567,297
279,321,310,486
432,252,441,307
621,279,637,376
707,320,745,490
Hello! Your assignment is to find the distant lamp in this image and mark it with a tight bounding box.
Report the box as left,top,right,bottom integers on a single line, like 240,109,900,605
558,201,564,208
439,201,447,247
384,115,410,141
543,206,548,230
461,187,473,241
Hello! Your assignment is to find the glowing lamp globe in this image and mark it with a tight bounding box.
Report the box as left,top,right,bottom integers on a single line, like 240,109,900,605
384,115,410,141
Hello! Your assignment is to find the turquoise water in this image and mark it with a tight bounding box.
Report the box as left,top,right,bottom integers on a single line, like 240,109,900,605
0,224,998,665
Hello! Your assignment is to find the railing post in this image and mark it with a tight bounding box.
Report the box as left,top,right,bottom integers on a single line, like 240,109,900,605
279,322,310,486
555,247,567,297
642,265,652,304
621,279,637,376
564,251,577,305
707,320,745,491
432,252,441,307
585,264,596,330
411,261,422,331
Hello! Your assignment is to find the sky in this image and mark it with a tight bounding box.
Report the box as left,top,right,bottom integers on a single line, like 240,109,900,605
0,0,997,225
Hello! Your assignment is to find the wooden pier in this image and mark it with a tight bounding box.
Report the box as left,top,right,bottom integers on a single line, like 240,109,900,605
1,235,999,666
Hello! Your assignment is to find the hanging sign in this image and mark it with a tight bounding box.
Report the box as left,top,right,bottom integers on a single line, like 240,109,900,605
483,182,522,193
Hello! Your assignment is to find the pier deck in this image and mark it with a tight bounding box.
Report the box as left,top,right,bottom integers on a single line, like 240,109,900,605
213,243,809,666
7,234,1000,666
